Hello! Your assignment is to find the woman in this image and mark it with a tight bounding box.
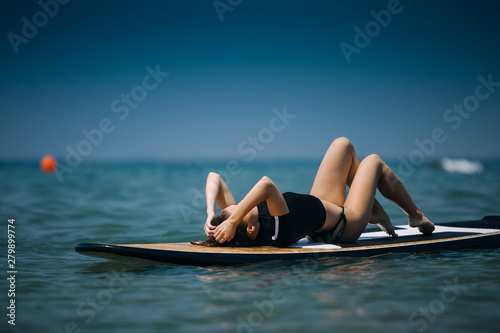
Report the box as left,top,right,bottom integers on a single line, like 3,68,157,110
202,137,434,247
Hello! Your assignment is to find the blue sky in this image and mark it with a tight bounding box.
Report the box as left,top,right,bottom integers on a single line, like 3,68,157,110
1,0,499,163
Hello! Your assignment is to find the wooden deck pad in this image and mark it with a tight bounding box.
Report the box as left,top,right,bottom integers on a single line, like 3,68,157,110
75,217,500,266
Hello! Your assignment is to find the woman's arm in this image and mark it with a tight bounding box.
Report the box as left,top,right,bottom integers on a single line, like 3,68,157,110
206,172,236,214
214,176,289,244
204,172,237,238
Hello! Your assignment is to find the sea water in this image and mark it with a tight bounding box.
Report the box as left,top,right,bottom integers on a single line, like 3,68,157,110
1,158,499,333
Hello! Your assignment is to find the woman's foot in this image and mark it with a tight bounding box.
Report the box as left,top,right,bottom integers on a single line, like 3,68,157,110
369,203,398,237
408,212,435,235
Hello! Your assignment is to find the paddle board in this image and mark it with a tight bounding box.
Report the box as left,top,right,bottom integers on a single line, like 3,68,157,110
75,216,500,266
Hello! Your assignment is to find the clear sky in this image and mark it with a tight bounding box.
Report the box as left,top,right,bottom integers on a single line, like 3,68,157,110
1,0,499,163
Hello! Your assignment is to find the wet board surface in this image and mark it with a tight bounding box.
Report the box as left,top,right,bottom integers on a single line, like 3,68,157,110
75,216,500,266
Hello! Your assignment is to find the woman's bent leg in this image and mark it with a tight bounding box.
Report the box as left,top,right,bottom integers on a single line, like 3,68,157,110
376,162,435,235
342,155,434,242
310,137,393,234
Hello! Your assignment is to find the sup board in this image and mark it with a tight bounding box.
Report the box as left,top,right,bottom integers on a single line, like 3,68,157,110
75,216,500,266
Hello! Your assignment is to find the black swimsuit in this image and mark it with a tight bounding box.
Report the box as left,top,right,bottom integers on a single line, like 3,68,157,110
309,206,347,244
251,192,335,247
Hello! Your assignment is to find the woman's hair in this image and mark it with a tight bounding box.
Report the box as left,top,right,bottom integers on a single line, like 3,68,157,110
191,210,250,247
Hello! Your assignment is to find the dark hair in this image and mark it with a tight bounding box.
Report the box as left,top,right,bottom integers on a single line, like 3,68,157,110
191,210,250,247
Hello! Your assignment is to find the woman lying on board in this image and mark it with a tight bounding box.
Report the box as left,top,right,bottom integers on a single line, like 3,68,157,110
199,137,435,247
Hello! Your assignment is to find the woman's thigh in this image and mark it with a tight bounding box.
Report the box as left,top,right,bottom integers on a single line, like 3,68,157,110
342,155,383,241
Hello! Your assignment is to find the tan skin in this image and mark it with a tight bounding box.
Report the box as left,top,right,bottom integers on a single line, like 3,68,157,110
205,137,435,244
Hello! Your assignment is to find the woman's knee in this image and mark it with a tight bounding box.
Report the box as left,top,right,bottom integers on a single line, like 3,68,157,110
363,154,383,165
360,154,385,174
330,137,354,153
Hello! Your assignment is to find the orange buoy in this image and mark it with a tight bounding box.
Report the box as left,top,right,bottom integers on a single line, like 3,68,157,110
40,155,57,174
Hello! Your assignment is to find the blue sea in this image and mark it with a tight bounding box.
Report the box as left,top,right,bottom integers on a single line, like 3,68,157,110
1,158,500,333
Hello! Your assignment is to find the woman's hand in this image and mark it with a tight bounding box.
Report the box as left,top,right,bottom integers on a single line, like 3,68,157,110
214,219,238,244
204,212,217,238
